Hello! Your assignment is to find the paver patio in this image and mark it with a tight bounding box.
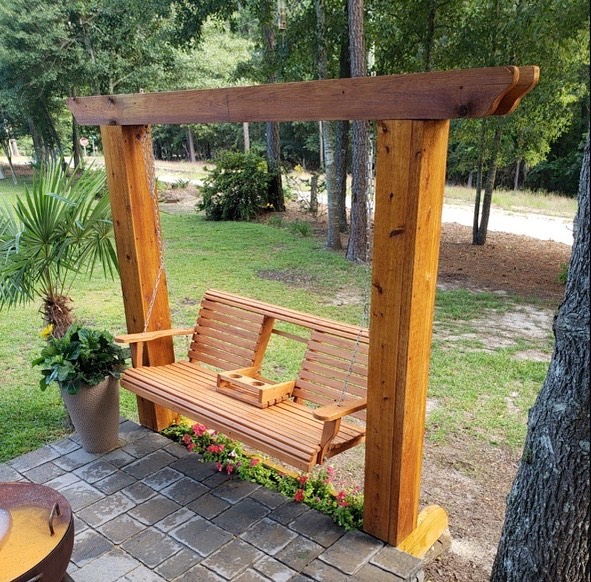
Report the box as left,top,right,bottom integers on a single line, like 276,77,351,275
0,419,424,581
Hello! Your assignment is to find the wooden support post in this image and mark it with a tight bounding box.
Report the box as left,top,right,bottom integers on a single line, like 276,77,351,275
101,124,177,431
364,119,450,546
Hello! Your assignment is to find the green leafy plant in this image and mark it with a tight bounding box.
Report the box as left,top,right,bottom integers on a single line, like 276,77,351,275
287,219,312,238
172,178,191,189
32,325,127,395
163,422,364,531
198,151,271,221
0,160,118,337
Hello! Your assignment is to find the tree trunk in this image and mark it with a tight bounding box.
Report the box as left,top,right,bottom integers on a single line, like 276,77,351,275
335,16,351,234
187,127,196,162
316,0,341,249
310,172,319,216
467,171,473,189
72,115,81,168
491,135,590,582
243,122,250,152
346,0,369,262
472,124,486,243
266,121,284,211
474,124,502,245
424,0,436,71
514,158,522,191
334,120,350,233
0,142,18,184
28,117,44,163
262,0,284,212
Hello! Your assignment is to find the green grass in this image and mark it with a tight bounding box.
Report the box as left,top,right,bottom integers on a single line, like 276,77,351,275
0,180,553,462
445,184,577,217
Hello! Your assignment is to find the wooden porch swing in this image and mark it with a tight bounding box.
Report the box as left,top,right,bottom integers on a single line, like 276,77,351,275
67,65,538,553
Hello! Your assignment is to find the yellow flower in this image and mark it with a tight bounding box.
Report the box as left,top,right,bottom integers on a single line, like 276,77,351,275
39,324,54,339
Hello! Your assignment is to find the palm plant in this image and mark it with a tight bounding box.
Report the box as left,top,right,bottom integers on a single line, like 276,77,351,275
0,160,118,337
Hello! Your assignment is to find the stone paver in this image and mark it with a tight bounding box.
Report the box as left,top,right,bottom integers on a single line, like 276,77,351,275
289,509,345,547
70,528,114,567
170,515,233,557
77,490,136,528
122,528,184,568
318,529,383,575
8,444,60,472
188,492,230,519
160,475,209,504
240,517,298,555
124,450,177,479
154,547,202,579
60,480,106,512
254,555,297,582
274,536,324,571
128,493,181,526
22,460,65,483
72,548,140,582
99,514,146,544
3,420,424,582
202,539,265,580
213,498,270,535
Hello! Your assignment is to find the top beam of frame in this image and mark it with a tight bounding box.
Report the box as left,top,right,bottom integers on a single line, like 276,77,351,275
67,66,538,126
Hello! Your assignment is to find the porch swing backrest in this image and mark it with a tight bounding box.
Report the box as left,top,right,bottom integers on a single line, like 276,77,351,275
188,290,369,421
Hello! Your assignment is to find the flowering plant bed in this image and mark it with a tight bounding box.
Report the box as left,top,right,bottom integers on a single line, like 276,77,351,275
162,422,363,531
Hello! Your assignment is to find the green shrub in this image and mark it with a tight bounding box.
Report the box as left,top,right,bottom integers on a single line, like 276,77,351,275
198,151,271,221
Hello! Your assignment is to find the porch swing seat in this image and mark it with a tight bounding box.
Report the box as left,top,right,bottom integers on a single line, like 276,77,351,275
116,289,369,472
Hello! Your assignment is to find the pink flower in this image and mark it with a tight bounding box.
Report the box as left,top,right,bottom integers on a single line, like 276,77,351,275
297,475,308,486
249,458,260,468
182,434,194,450
226,463,235,475
326,466,335,481
215,462,224,472
186,442,194,452
336,490,350,507
294,489,305,503
192,423,207,437
206,444,225,454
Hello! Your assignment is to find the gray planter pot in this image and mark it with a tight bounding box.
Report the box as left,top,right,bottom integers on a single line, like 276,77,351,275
61,376,120,453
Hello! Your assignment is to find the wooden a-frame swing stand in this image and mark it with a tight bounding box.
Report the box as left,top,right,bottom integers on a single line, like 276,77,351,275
67,65,538,555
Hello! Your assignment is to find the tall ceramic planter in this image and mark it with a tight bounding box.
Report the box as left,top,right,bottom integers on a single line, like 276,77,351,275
61,377,120,453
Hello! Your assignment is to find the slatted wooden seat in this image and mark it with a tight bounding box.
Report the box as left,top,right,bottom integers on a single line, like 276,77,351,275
116,290,369,472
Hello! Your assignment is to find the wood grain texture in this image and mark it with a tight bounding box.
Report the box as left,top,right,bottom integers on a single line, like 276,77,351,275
397,505,449,558
363,119,450,545
101,125,177,431
493,65,540,116
68,66,525,125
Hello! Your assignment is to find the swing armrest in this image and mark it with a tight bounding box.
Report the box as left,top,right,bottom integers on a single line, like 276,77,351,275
115,328,195,345
313,399,367,422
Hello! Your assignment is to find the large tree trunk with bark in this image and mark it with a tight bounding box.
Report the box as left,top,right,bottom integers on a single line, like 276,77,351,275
491,135,590,581
346,0,369,262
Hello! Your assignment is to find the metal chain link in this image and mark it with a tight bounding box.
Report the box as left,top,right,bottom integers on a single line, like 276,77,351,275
139,128,167,334
338,126,375,405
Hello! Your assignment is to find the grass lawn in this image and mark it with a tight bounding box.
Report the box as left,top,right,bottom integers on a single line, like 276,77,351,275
0,177,553,463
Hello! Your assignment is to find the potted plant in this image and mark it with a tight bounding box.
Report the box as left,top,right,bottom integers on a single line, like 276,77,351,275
33,325,128,453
